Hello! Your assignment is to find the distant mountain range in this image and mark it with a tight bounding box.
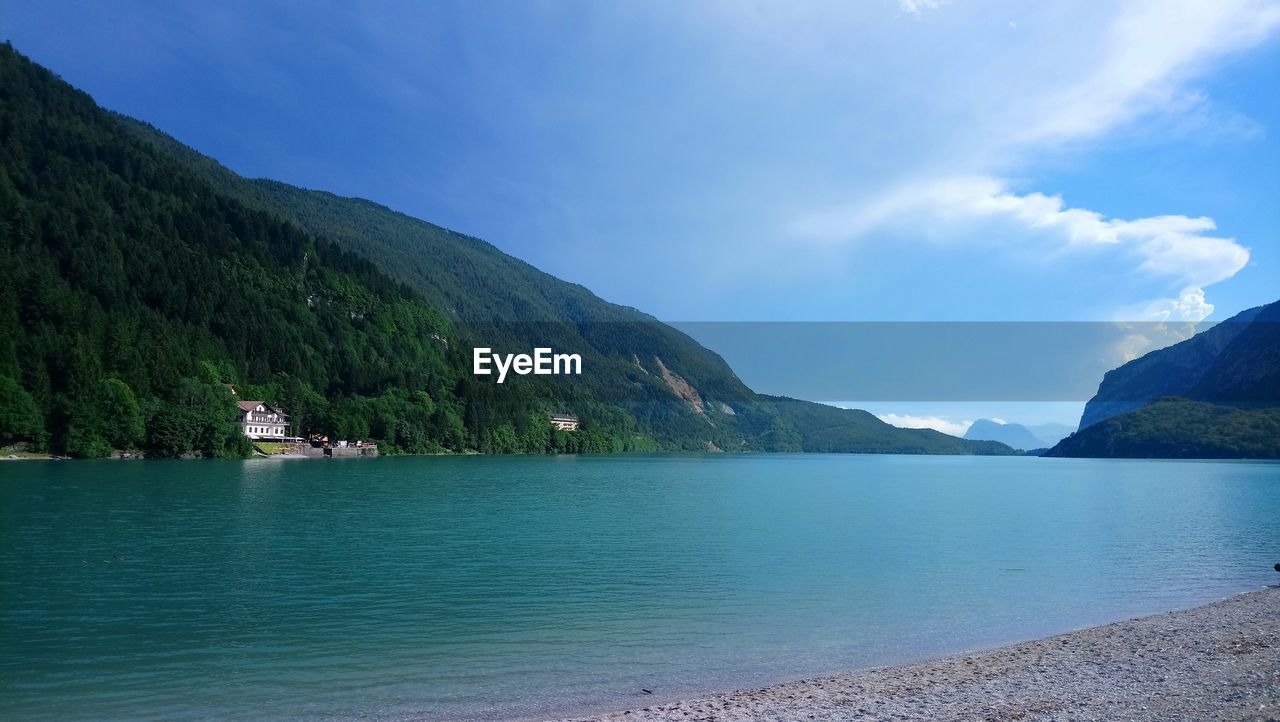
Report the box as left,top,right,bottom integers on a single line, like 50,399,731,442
964,419,1073,451
1048,300,1280,459
0,44,1012,458
769,398,1013,455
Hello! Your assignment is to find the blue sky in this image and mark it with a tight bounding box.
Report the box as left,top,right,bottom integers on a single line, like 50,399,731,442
7,0,1279,431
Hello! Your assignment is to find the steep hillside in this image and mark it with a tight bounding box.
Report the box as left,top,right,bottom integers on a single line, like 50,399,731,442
112,71,1014,455
0,43,633,456
1078,301,1278,429
1,44,1012,457
1051,300,1280,459
116,113,785,450
1046,398,1280,459
1188,301,1280,407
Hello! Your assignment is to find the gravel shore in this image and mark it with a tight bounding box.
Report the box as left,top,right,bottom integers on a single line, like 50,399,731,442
557,586,1280,722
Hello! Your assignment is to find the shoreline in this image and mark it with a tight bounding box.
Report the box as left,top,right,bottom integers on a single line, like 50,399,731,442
8,451,1280,462
555,586,1280,722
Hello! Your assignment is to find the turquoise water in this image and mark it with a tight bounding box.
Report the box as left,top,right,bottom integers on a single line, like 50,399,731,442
1,454,1278,720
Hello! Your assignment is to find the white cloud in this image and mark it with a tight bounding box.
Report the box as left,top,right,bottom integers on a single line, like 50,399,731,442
769,0,1276,321
1010,0,1280,146
877,413,972,437
1105,288,1214,364
898,0,947,15
1119,286,1216,322
792,175,1250,316
287,1,1277,323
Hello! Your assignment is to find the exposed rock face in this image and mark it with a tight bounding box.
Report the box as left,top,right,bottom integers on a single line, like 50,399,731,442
632,355,650,375
654,356,705,413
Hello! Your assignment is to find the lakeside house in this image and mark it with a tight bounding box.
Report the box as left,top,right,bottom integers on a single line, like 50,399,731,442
236,400,289,440
549,413,579,431
224,383,291,441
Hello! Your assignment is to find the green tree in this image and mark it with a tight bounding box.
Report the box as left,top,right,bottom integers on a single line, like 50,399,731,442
100,378,144,449
0,375,43,446
434,406,466,452
520,411,551,453
146,404,198,458
145,379,250,458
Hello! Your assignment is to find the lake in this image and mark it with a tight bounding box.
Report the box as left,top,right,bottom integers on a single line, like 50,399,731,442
1,454,1277,720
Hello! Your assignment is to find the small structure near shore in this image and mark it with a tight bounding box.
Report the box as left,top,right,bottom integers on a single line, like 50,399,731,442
302,438,379,458
549,413,579,431
226,385,292,441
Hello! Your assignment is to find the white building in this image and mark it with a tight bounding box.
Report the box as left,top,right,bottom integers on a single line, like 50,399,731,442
237,400,289,440
549,413,579,431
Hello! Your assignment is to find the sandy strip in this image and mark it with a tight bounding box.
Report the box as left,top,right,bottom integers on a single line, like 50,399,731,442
557,586,1280,722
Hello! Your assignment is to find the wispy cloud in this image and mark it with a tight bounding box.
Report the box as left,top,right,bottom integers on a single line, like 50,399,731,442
897,0,947,16
877,413,971,437
781,0,1277,320
792,175,1250,320
1008,0,1280,146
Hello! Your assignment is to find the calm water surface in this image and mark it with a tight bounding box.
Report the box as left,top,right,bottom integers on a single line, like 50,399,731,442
1,454,1278,720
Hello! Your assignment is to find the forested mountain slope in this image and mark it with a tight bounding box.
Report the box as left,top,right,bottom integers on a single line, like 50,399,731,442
118,110,785,449
0,44,1012,457
0,43,653,456
1046,399,1280,459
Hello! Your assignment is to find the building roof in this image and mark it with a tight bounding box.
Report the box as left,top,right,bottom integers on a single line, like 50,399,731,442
236,400,288,417
549,413,578,422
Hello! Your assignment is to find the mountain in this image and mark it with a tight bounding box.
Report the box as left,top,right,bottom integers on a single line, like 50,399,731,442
963,419,1046,450
1047,300,1280,459
963,419,1075,449
113,105,802,452
770,398,1013,455
1186,302,1280,408
0,43,556,457
1077,301,1280,429
103,56,1014,456
0,44,1012,457
1045,398,1280,459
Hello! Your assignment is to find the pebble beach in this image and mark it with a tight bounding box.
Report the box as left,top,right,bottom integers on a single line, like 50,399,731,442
557,586,1280,722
